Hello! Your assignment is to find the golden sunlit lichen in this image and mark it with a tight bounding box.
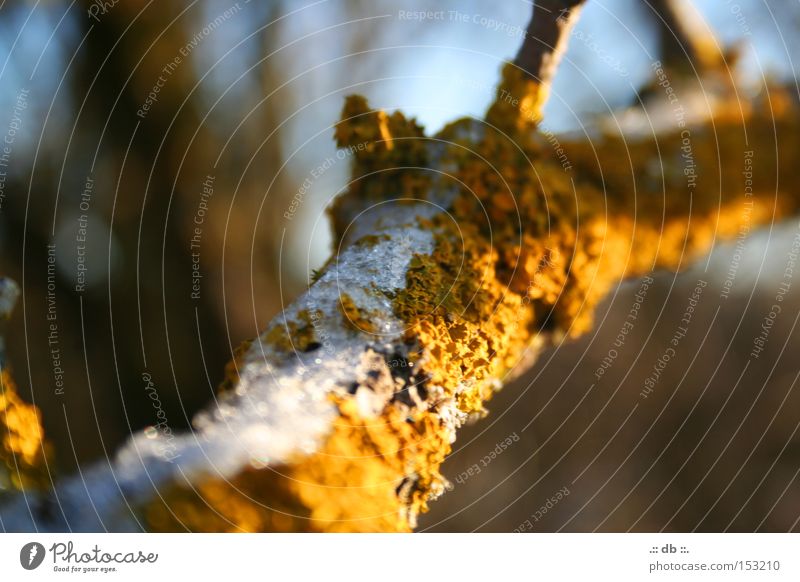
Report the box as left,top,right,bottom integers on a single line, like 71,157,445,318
217,339,253,394
329,95,431,243
146,396,450,532
144,70,800,533
0,370,50,493
338,293,378,334
485,63,548,132
263,309,322,353
393,217,534,414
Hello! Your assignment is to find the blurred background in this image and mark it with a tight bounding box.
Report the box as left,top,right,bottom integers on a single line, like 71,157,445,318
0,0,798,531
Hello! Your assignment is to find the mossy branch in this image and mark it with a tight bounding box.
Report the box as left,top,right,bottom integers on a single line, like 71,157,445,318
2,10,800,532
487,0,586,131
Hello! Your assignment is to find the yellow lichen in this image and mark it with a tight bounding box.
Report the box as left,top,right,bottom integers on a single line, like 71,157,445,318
263,309,322,353
485,63,547,132
146,71,800,533
0,370,51,492
217,339,252,394
146,396,450,532
393,217,534,414
329,95,431,243
338,293,378,334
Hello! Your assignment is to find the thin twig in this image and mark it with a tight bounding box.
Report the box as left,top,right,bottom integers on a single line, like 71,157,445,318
648,0,724,73
514,0,587,85
487,0,587,130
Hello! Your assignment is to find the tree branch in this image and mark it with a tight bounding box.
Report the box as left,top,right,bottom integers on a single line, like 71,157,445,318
2,8,799,532
515,0,587,87
648,0,725,74
487,0,586,131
